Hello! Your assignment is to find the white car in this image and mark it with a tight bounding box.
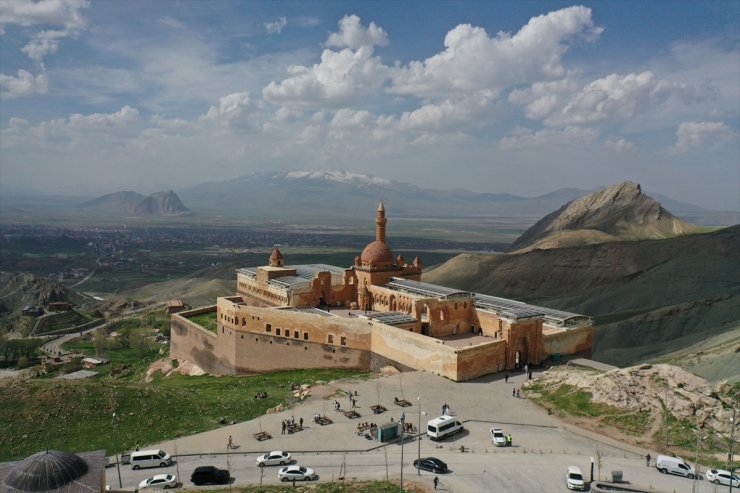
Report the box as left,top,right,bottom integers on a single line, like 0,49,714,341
278,465,317,482
138,474,177,489
705,469,740,487
489,427,506,447
256,451,292,467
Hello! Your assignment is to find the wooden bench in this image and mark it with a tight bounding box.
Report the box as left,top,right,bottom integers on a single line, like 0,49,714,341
253,431,271,441
317,417,333,426
344,410,361,419
370,404,386,414
395,399,412,407
287,424,302,434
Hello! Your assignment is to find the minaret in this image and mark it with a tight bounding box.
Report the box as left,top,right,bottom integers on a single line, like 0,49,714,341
375,201,387,243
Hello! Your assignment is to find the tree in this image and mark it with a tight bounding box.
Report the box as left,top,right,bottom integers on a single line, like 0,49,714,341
93,330,107,357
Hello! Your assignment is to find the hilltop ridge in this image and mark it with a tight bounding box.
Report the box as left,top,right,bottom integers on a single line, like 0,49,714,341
81,190,191,216
511,181,699,251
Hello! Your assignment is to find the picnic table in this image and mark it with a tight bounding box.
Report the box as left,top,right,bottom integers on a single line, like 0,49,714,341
253,431,271,441
395,399,412,407
317,417,333,426
344,410,361,419
370,404,387,414
287,423,302,434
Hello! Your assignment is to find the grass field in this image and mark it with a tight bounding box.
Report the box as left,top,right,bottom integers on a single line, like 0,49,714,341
0,366,365,462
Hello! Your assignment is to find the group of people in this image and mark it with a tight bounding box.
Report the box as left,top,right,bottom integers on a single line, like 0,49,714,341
356,422,377,433
281,417,303,434
512,388,520,398
441,402,451,415
313,412,323,423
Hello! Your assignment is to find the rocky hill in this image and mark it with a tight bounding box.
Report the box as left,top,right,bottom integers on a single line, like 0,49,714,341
80,190,191,216
511,181,699,251
79,191,145,212
525,363,738,455
0,273,89,333
133,191,191,216
425,225,740,375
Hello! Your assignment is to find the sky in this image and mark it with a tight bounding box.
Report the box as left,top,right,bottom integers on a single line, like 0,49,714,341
0,0,738,210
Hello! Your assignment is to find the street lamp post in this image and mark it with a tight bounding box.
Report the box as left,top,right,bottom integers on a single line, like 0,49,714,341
400,414,405,493
730,407,736,493
417,397,423,476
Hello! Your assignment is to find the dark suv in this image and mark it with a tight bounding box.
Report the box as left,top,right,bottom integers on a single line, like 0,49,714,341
190,466,230,485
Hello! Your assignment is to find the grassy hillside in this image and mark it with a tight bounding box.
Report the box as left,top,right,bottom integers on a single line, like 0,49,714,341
0,367,363,462
424,225,740,373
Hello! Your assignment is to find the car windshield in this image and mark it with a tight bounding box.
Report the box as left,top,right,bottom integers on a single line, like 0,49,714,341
569,473,583,480
158,451,166,458
298,467,307,473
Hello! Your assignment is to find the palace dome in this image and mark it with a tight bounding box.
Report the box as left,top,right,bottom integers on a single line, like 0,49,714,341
269,247,283,261
4,450,88,492
360,240,393,267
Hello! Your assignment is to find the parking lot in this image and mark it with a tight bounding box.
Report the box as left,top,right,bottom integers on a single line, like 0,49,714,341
110,369,723,492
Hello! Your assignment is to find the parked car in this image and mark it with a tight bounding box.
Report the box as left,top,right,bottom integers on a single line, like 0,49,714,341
413,457,448,473
655,454,695,479
566,466,585,491
130,450,172,470
190,466,230,485
705,469,740,487
256,451,292,467
138,474,177,489
278,465,317,482
489,427,506,447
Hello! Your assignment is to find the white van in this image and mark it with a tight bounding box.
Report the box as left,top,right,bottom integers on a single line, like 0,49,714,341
566,466,585,491
426,415,463,441
130,449,172,470
656,454,695,479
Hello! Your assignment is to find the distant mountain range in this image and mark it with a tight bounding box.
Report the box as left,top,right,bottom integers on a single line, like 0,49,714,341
176,170,737,225
80,190,191,216
1,171,736,225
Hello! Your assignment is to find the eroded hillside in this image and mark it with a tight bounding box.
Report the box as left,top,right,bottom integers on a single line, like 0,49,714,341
424,225,740,373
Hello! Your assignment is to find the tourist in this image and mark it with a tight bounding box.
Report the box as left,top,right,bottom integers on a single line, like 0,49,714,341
512,388,516,397
516,389,520,398
434,476,439,489
505,374,508,383
299,417,303,428
281,421,286,434
646,453,651,466
227,435,234,449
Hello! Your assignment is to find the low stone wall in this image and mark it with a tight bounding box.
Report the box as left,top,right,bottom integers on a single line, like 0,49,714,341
454,339,508,381
543,325,592,358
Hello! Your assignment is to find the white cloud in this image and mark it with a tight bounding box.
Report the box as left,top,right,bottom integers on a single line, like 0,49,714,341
0,69,48,99
507,75,579,120
265,16,287,34
325,15,388,50
670,121,733,154
604,137,635,152
1,0,89,63
201,91,263,130
390,6,601,98
398,91,497,131
499,126,598,150
544,71,699,127
0,0,88,31
262,45,390,108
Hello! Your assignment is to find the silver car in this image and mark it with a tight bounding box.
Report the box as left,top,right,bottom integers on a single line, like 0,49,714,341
256,451,291,467
278,465,316,482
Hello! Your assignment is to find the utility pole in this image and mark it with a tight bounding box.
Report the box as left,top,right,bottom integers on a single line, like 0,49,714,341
417,397,421,476
730,405,736,493
400,414,405,493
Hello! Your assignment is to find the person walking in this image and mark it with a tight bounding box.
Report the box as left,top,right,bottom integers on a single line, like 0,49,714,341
512,387,516,397
516,389,520,398
646,453,651,466
299,417,303,428
281,421,286,434
433,476,439,489
227,435,234,449
505,374,508,383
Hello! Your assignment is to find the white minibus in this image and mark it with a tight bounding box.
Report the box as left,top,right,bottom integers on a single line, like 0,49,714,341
130,449,172,470
426,415,463,440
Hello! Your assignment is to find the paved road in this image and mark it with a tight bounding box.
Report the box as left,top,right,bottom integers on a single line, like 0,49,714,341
109,370,721,492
